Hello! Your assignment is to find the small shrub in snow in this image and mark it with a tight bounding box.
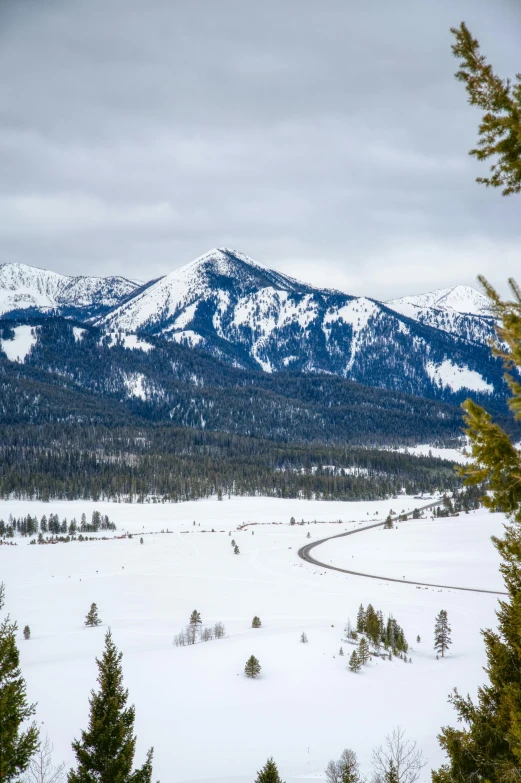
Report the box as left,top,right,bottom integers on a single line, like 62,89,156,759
84,603,101,627
245,655,261,678
23,625,31,640
252,616,262,628
300,632,308,644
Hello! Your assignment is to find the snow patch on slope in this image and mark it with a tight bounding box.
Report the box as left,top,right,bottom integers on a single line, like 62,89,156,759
0,324,38,362
124,373,147,400
102,332,154,352
426,359,493,393
169,330,203,347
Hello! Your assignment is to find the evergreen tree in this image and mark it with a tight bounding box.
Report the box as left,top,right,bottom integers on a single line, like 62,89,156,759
434,610,451,658
365,605,380,645
348,650,361,673
356,604,365,633
339,647,344,656
244,655,261,679
0,583,39,781
252,616,262,628
68,629,154,783
189,610,201,627
416,635,420,643
300,632,308,644
450,23,521,196
255,757,284,783
432,276,521,778
234,545,240,555
187,609,202,645
358,637,370,665
84,603,101,627
23,625,30,640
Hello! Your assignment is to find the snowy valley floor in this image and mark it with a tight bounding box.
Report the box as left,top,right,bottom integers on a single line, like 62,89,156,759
0,496,506,783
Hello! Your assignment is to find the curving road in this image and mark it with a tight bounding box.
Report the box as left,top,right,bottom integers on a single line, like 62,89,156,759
297,501,507,596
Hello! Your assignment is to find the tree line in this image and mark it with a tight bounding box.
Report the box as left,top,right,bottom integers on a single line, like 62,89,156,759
0,510,115,539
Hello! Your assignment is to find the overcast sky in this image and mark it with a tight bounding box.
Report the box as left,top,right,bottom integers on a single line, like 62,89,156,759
1,0,520,299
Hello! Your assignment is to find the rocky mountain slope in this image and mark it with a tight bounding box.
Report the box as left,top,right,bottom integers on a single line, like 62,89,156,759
0,250,505,405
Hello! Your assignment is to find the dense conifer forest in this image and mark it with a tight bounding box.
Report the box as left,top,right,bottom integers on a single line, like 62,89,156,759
0,421,465,501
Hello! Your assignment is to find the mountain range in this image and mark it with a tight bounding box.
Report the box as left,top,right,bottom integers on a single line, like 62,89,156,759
0,249,503,410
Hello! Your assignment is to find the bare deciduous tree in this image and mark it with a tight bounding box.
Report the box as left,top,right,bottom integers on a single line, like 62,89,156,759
213,621,226,639
325,748,361,783
371,727,425,783
23,735,66,783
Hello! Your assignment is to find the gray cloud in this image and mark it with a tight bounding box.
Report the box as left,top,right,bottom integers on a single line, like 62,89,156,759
1,0,520,298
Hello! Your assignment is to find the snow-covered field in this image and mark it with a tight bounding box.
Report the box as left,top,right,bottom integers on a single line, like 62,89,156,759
317,512,504,592
0,497,505,783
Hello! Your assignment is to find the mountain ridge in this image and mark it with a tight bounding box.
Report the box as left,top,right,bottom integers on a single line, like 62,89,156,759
0,250,504,405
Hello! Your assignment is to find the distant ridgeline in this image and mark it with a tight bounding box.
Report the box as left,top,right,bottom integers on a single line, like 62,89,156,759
0,252,510,411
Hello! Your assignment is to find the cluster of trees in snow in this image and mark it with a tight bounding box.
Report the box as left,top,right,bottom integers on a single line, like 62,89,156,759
0,510,116,539
433,490,481,517
345,604,409,656
173,609,226,647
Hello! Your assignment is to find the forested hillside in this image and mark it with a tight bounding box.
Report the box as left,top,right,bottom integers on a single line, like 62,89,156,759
1,317,509,445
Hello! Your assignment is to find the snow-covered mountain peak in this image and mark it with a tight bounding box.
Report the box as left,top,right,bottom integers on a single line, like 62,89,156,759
164,247,311,293
97,247,324,334
387,285,492,317
0,261,140,319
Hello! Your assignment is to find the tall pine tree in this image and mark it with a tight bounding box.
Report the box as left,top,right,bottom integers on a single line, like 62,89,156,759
0,582,39,782
68,629,155,783
432,266,521,775
433,610,451,658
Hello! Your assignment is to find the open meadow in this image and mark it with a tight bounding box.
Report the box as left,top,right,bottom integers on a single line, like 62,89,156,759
0,496,505,783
